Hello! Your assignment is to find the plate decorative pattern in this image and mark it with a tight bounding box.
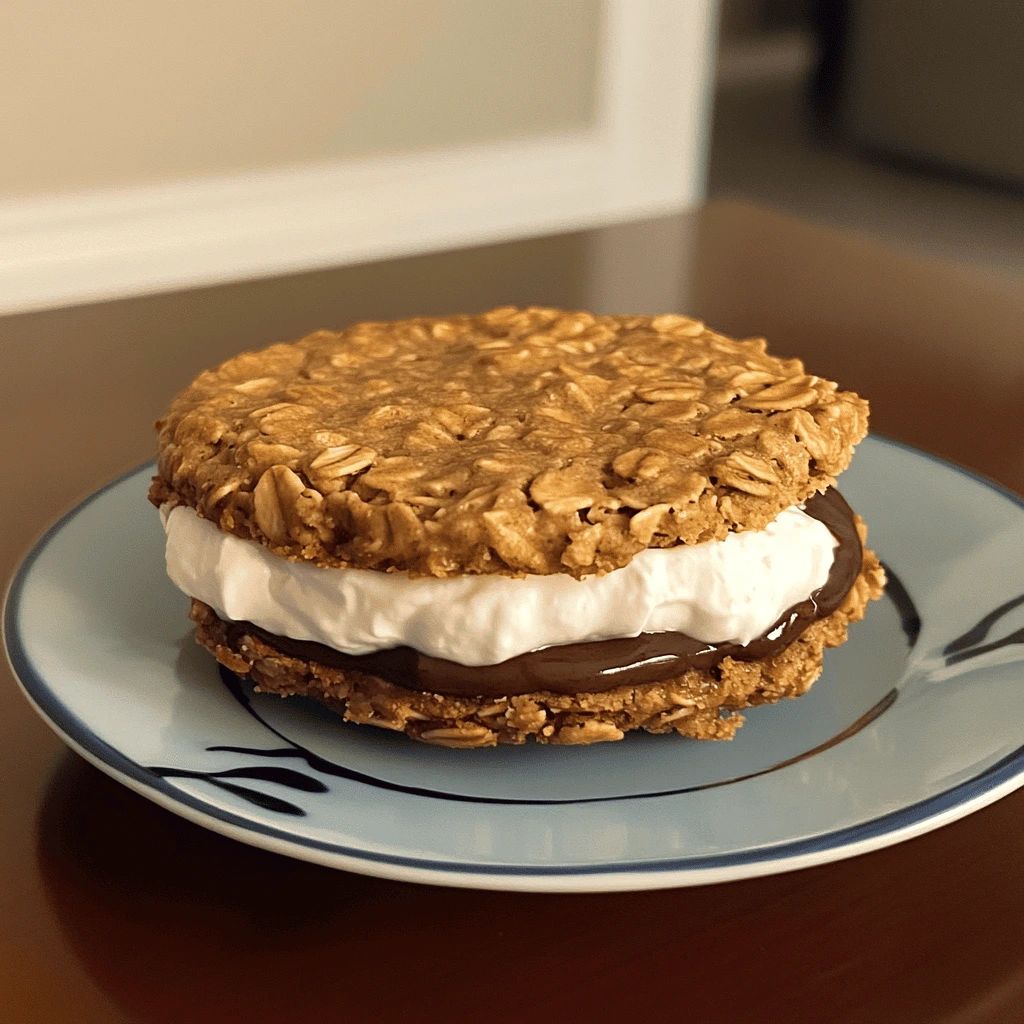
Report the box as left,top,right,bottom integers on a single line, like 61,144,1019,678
5,436,1024,891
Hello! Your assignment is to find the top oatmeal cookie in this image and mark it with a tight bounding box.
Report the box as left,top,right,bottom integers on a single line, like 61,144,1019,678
149,306,869,578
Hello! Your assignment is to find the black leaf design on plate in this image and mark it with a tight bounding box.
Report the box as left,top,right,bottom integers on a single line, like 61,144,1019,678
944,593,1024,667
203,662,901,807
146,765,328,816
878,562,921,647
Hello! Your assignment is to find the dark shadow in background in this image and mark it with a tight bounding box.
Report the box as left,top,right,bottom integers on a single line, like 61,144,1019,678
37,751,1024,1024
805,0,1024,195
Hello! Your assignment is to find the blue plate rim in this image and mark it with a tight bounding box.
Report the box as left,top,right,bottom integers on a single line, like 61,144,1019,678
4,434,1024,881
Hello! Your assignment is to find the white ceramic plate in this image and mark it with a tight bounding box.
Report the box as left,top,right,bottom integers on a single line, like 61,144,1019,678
5,436,1024,892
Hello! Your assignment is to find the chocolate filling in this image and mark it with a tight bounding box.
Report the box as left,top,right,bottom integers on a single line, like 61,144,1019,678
223,488,862,698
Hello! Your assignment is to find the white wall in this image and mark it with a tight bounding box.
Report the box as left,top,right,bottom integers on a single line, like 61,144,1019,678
0,0,719,314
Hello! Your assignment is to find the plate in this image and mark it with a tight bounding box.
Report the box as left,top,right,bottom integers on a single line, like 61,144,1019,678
5,436,1024,892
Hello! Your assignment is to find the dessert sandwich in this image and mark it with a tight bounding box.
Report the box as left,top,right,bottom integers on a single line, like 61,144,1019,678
151,307,885,748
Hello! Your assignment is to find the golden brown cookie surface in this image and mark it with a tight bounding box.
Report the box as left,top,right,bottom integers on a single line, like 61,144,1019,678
189,544,885,747
151,307,869,577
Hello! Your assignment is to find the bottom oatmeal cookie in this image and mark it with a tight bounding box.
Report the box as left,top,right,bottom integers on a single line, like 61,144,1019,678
189,546,884,748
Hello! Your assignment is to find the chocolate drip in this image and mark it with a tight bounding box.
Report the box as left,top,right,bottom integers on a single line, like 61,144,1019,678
225,488,863,697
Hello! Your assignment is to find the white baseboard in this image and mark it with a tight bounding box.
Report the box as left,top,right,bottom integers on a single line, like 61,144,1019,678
0,0,717,316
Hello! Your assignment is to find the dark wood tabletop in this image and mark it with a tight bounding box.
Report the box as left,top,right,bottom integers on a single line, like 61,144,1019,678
2,202,1023,1024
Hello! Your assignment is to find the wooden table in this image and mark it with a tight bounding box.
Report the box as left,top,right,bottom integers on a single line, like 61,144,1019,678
2,202,1023,1024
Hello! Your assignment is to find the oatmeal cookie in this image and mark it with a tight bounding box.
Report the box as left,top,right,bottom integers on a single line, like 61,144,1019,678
150,308,868,578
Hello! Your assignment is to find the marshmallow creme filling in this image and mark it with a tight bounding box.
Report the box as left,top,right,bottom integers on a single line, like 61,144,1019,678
164,489,862,697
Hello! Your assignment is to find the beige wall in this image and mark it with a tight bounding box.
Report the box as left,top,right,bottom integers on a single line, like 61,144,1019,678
2,0,600,199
